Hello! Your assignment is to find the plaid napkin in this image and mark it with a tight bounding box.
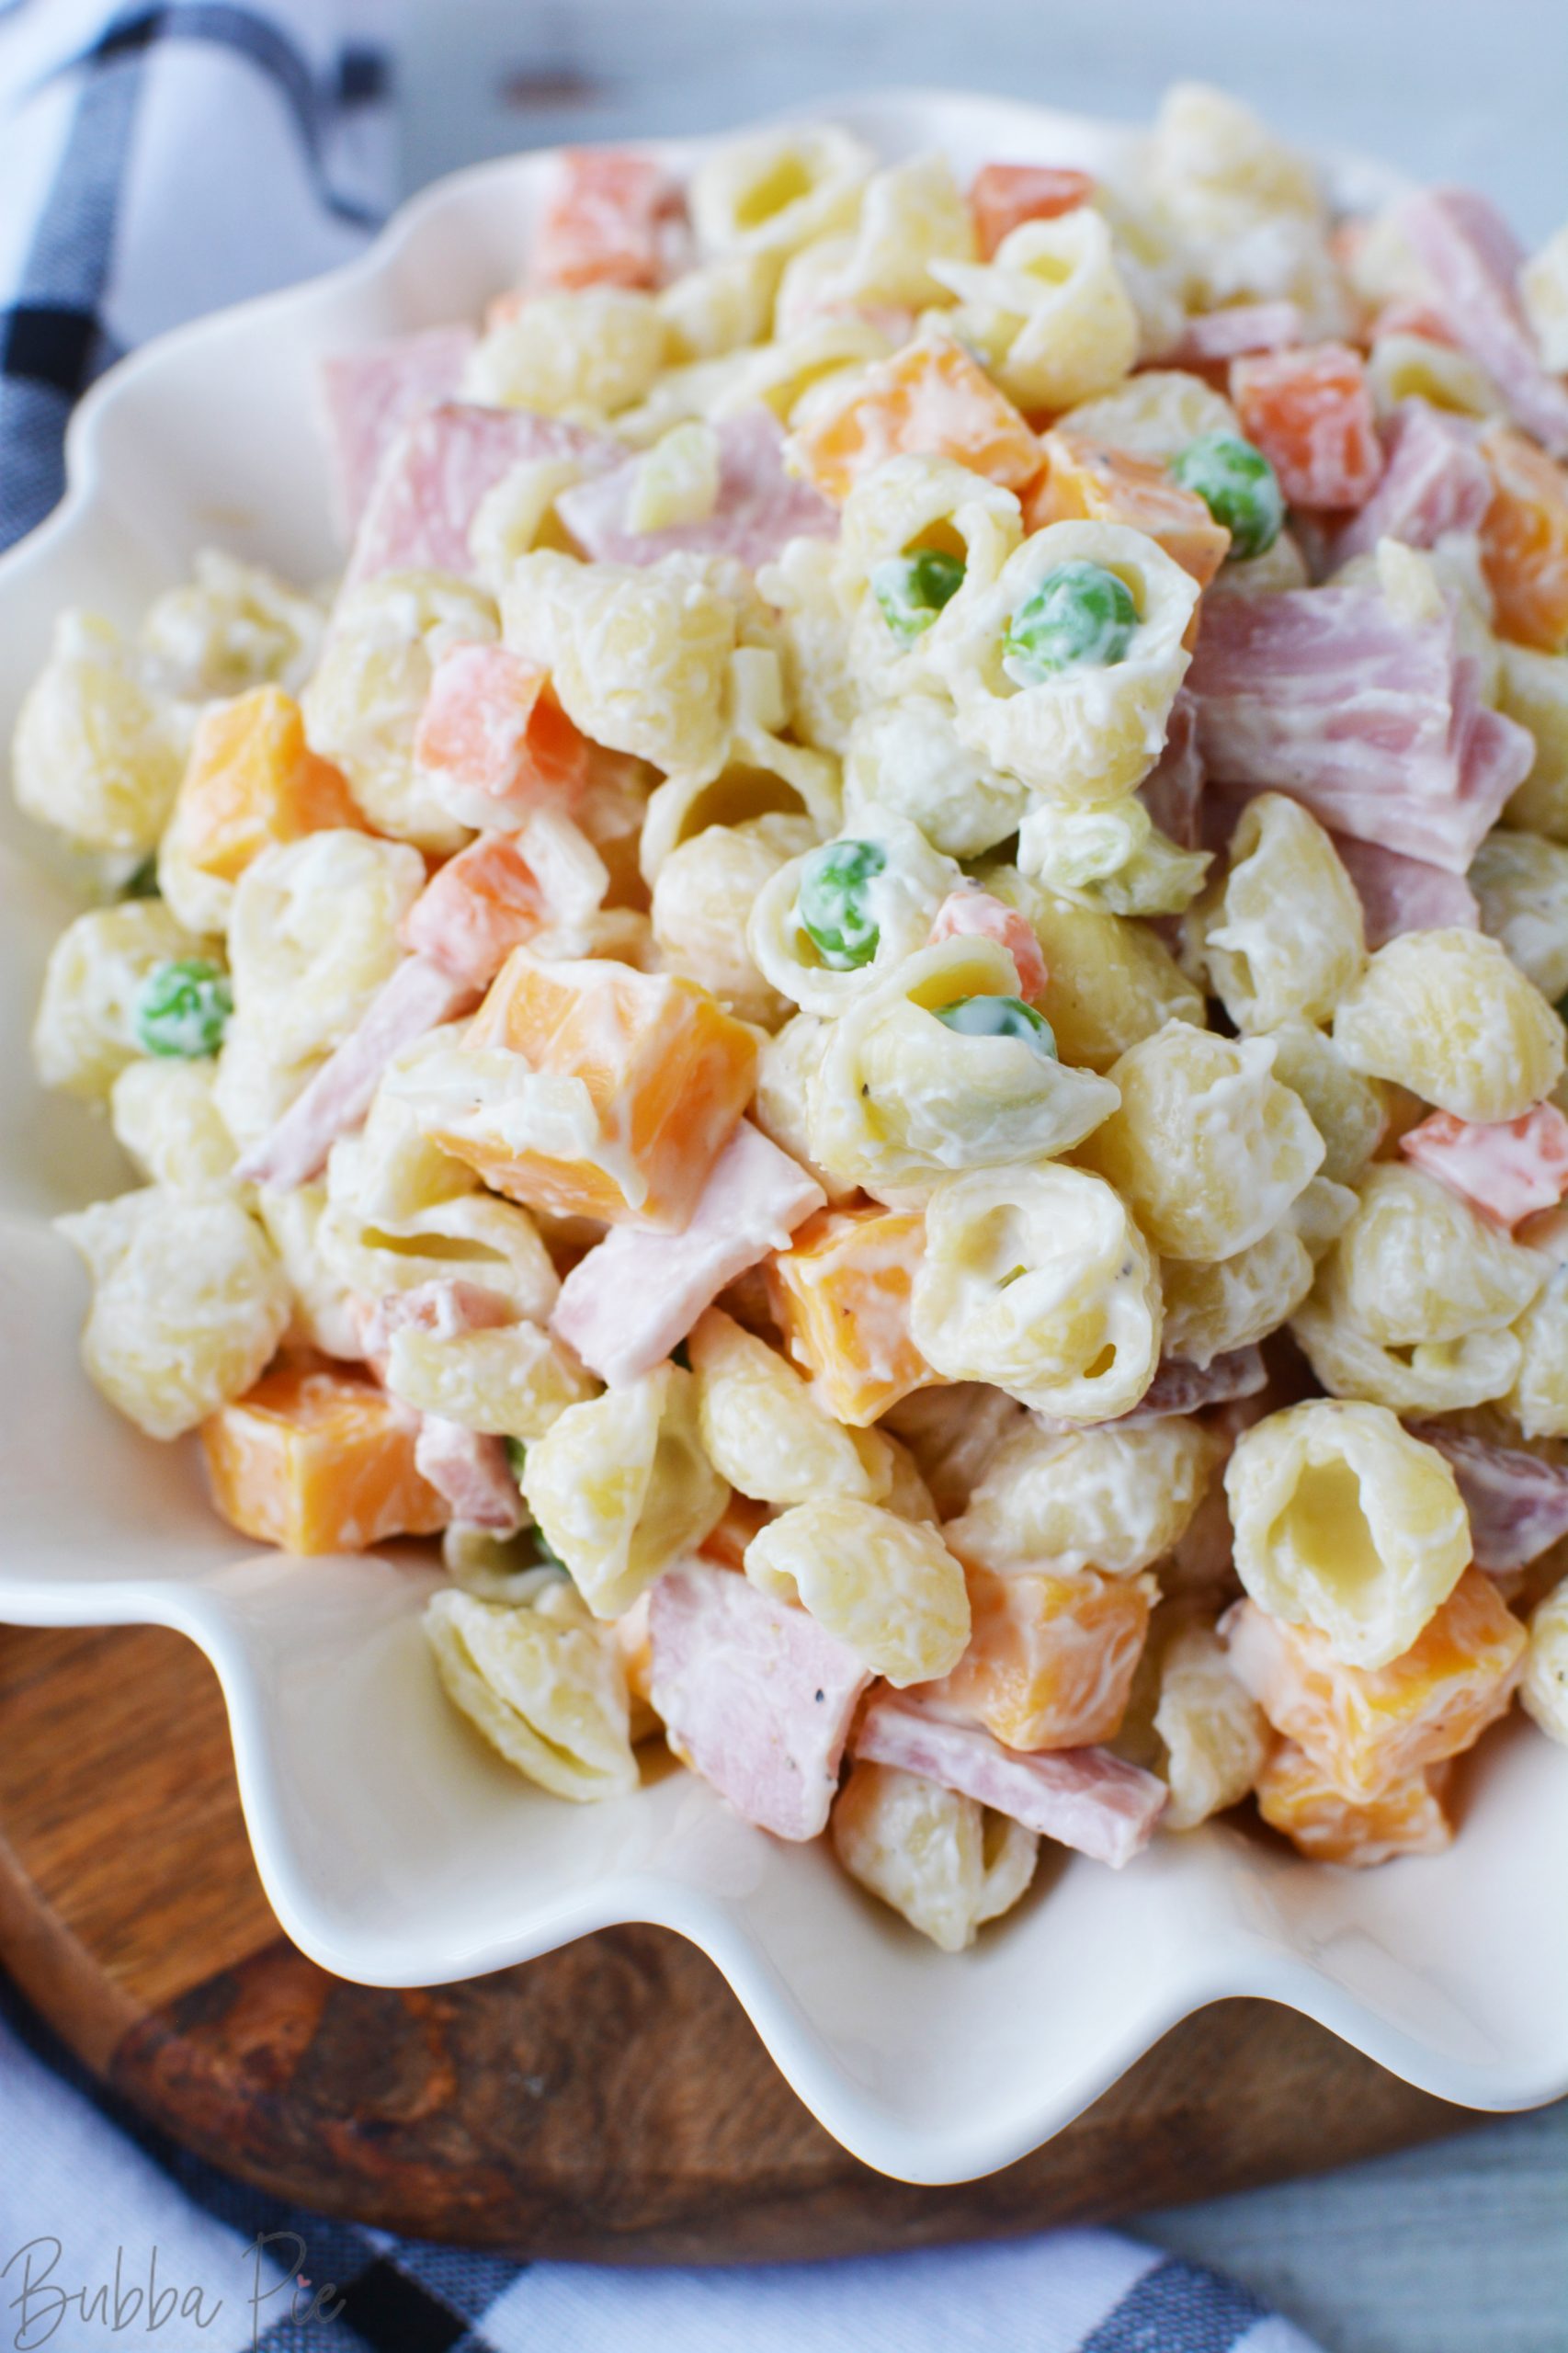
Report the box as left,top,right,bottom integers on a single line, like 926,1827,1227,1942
0,6,1324,2347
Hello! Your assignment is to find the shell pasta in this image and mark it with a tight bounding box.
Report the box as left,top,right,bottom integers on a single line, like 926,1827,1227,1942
19,85,1568,1950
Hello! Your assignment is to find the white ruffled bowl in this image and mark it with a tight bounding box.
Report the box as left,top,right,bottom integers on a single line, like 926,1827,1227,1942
1,90,1564,2188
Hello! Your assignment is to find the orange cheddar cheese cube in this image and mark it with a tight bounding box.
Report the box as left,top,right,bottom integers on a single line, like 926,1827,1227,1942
1479,424,1568,653
928,1564,1155,1751
1256,1739,1454,1867
1028,428,1232,589
970,164,1095,261
1225,1569,1526,1803
766,1202,940,1426
790,331,1043,503
201,1360,448,1555
441,949,756,1230
175,685,364,882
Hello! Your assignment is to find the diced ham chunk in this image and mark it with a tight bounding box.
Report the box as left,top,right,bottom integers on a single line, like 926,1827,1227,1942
352,1277,514,1376
529,148,685,291
551,1120,825,1386
346,403,622,586
1393,187,1568,460
648,1557,871,1841
1400,1102,1568,1228
401,813,608,987
1331,399,1494,564
556,408,839,569
1230,343,1384,512
414,644,588,831
1034,1347,1267,1437
1405,1421,1568,1570
1138,689,1205,848
414,1416,522,1531
969,164,1095,259
321,327,477,538
235,956,480,1191
1327,832,1481,948
928,884,1049,1002
1168,301,1303,366
852,1692,1166,1868
1187,588,1535,872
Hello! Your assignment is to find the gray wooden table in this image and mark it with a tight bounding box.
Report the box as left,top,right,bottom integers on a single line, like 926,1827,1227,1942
401,8,1568,2343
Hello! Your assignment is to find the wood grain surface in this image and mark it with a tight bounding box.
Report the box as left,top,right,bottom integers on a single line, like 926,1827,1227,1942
0,1620,1481,2263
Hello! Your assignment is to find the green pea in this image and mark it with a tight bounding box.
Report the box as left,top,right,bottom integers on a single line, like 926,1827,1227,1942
934,995,1058,1055
798,838,887,970
1169,431,1284,562
133,958,233,1059
1003,562,1139,683
870,548,966,642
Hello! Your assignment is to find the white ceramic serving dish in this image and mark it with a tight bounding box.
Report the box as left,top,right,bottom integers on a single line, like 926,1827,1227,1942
1,89,1565,2189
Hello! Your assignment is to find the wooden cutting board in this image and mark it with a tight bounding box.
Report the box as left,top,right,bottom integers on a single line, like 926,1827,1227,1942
0,1620,1479,2262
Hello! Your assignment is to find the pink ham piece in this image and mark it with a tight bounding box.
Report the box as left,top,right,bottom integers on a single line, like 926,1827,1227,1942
1331,399,1494,564
1329,832,1480,948
529,149,687,292
551,1120,824,1386
1168,301,1303,366
1393,188,1568,460
414,1417,522,1532
928,883,1049,1002
235,955,480,1191
1405,1422,1568,1570
852,1693,1166,1868
352,1277,515,1377
401,813,608,988
1138,689,1205,849
1400,1102,1568,1228
648,1557,871,1841
555,408,839,569
1187,588,1535,872
414,643,588,829
346,403,623,586
321,325,476,538
1034,1347,1267,1436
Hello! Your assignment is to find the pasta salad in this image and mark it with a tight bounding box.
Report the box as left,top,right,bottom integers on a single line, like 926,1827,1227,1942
16,85,1568,1953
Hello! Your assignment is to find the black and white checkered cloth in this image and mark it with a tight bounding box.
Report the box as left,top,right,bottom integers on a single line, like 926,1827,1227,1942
0,6,1324,2343
0,0,392,549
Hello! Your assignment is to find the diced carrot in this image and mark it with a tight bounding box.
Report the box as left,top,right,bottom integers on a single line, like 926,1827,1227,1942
1478,424,1568,653
1256,1739,1453,1866
400,831,551,984
929,1564,1154,1751
766,1203,940,1426
1230,1569,1526,1803
969,163,1095,260
699,1491,773,1571
414,643,587,813
1028,428,1232,588
201,1359,447,1555
438,949,757,1229
790,331,1043,503
528,149,680,292
175,685,363,882
1230,342,1385,511
929,886,1050,1001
